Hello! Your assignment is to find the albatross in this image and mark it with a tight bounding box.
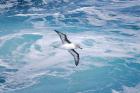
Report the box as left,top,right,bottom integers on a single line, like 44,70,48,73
54,30,82,66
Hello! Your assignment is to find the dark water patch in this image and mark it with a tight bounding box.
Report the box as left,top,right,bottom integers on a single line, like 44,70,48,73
120,5,140,16
65,12,86,18
0,76,6,83
30,18,45,22
120,33,136,37
45,16,55,21
0,16,29,27
61,18,79,25
109,58,126,65
5,68,18,72
126,62,140,71
0,66,7,72
108,20,140,31
110,30,136,37
122,24,140,30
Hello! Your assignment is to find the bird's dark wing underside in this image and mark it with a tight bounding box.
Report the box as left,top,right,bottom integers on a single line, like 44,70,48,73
68,49,79,66
54,30,71,44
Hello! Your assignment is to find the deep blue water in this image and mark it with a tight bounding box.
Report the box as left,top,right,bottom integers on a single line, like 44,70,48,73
0,0,140,93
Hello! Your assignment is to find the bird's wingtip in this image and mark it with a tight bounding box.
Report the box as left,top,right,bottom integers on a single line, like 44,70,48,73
75,62,79,66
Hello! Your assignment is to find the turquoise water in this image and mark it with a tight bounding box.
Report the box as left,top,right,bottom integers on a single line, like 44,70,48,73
0,0,140,93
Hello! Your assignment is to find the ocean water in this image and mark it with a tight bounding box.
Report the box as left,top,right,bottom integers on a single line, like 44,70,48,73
0,0,140,93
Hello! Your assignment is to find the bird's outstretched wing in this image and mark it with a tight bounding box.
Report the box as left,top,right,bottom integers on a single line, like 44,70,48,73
68,49,79,66
54,30,71,44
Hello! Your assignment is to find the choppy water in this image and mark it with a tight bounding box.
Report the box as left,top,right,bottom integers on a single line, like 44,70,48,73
0,0,140,93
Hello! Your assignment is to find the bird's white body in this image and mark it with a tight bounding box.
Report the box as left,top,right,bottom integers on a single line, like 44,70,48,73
61,43,76,50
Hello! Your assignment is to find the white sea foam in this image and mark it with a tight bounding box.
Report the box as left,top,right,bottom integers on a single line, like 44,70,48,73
121,84,140,93
112,83,140,93
15,14,45,17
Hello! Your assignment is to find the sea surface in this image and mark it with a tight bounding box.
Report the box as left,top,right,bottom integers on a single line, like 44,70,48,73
0,0,140,93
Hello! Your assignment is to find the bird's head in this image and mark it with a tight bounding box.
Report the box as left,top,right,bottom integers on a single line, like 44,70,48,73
75,44,83,49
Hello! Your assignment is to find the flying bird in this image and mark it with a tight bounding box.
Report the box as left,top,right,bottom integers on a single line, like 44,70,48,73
54,30,82,66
